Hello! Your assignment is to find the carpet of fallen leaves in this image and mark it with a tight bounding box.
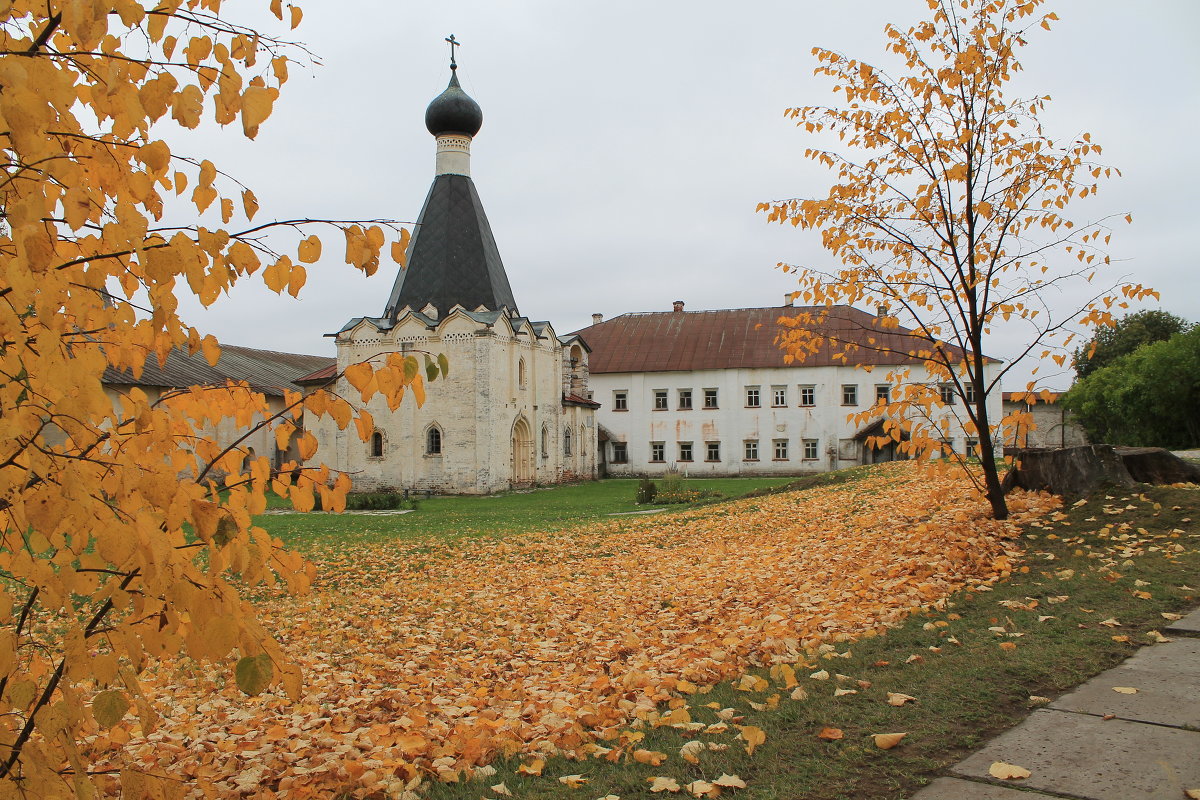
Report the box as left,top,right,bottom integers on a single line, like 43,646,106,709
89,465,1058,797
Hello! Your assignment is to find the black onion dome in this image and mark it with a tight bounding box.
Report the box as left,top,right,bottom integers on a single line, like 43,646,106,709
424,70,483,137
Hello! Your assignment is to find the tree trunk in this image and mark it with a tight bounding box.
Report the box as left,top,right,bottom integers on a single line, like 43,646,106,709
1003,445,1200,499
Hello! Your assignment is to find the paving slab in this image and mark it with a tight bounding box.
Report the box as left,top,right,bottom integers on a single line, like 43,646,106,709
1048,638,1200,728
951,709,1200,800
908,776,1061,799
1165,607,1200,635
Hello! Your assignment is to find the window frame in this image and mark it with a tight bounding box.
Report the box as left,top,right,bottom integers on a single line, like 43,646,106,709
677,389,693,410
799,385,816,407
743,439,759,461
705,441,721,462
772,386,787,407
703,388,719,409
802,438,819,460
678,441,694,462
613,390,628,411
745,386,761,408
653,389,669,410
841,384,858,406
649,441,666,463
939,383,957,405
773,439,789,460
611,441,628,463
875,384,890,405
426,426,443,456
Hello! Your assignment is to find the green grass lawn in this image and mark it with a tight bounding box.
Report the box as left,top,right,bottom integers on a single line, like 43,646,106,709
255,476,803,549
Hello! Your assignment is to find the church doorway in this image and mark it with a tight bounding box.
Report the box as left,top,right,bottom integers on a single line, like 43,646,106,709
511,417,534,485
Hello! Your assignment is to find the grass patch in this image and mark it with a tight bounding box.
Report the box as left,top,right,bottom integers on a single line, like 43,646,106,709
255,476,800,550
417,483,1199,800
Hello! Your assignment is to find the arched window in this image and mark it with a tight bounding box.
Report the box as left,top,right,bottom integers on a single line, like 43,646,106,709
370,431,384,458
426,425,442,455
518,358,527,390
564,426,572,456
540,424,549,457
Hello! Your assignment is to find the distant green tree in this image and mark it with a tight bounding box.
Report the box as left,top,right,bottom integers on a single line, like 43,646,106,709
1063,327,1200,447
1073,310,1192,379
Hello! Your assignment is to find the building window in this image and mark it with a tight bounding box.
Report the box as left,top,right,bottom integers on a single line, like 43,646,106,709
745,386,760,408
875,384,890,404
540,424,548,458
773,439,789,460
653,390,669,410
966,437,979,456
744,439,759,461
706,441,721,462
611,442,628,463
564,426,572,456
799,385,816,407
650,441,665,462
426,426,442,455
678,389,693,410
370,430,384,458
803,438,819,460
842,384,858,406
678,441,694,462
772,386,787,407
518,358,527,390
964,382,978,405
703,388,718,409
939,384,956,405
614,390,628,411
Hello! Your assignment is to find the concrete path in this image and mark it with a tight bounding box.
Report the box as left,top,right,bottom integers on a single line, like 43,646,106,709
910,607,1200,799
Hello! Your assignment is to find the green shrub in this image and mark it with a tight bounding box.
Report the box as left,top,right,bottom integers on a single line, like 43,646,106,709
344,492,418,511
635,478,658,504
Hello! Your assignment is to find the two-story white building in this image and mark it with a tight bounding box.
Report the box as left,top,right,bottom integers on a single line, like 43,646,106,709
575,302,1004,477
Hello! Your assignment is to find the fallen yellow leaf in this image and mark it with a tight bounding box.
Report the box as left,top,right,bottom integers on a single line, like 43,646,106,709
988,761,1031,780
633,749,668,766
685,780,717,798
737,724,766,755
886,692,917,706
517,758,545,776
714,774,747,789
491,782,512,796
648,776,681,793
558,774,587,788
873,732,907,749
817,727,844,741
1112,686,1138,694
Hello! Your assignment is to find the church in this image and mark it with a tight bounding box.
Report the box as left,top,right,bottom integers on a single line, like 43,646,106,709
298,55,599,494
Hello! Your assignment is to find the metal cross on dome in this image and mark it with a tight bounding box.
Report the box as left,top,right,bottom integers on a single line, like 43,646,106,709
445,34,460,69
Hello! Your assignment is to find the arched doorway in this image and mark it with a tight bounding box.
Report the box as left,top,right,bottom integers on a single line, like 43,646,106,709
511,417,534,485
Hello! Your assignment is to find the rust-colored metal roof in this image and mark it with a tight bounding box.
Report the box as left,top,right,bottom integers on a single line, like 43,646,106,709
295,363,338,386
563,392,601,409
574,305,984,374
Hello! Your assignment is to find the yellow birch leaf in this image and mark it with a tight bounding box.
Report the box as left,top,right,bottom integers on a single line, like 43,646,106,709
242,188,259,220
297,235,321,263
714,774,747,788
200,335,221,367
92,691,130,728
234,654,273,696
648,777,681,793
873,732,907,749
344,362,373,394
290,6,302,28
516,758,544,776
737,725,766,754
633,749,668,766
557,775,587,788
988,762,1031,780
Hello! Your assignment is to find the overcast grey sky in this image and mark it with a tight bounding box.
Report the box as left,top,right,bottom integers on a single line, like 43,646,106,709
172,0,1200,391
